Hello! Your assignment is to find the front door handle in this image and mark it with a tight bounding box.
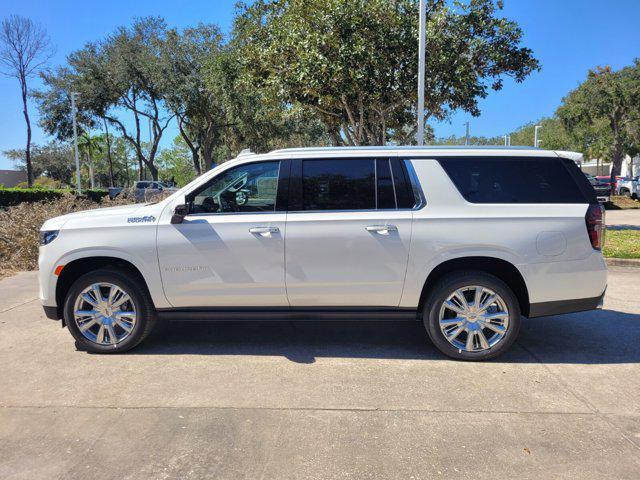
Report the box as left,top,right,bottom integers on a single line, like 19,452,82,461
249,226,280,237
365,225,398,234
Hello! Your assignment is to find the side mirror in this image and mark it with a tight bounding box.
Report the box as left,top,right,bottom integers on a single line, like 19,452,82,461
170,203,189,224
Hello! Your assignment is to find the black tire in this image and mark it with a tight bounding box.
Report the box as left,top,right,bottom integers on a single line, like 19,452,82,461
64,268,156,353
422,271,521,361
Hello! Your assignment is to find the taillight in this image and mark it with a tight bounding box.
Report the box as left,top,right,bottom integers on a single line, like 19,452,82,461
585,203,605,250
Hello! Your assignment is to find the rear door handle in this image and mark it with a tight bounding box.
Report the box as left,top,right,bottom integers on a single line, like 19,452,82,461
249,226,280,236
365,225,397,234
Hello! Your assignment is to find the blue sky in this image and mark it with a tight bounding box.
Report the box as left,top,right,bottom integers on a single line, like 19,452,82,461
0,0,639,169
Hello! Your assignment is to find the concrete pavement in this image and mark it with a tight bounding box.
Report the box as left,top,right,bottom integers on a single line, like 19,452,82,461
1,268,639,479
606,208,640,229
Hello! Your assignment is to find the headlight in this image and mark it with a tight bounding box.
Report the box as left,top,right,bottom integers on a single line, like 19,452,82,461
40,230,59,246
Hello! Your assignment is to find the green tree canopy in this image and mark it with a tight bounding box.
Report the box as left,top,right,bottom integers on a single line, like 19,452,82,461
4,141,75,186
234,0,539,146
36,17,174,181
508,117,575,150
557,60,640,178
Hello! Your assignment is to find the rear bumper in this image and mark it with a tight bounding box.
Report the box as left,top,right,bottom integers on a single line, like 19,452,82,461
528,289,605,318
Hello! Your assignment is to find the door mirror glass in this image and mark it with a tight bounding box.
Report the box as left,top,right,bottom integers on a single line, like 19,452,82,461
171,203,189,224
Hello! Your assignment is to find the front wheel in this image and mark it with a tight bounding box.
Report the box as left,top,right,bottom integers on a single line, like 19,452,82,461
64,268,156,353
423,272,521,360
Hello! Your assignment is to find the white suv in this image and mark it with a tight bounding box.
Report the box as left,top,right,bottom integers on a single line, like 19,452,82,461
38,147,607,360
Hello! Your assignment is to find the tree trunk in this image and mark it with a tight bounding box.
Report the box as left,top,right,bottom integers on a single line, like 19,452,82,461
202,149,214,172
610,141,624,195
177,116,202,175
20,76,34,187
86,152,95,189
147,161,159,181
103,118,114,187
192,151,201,175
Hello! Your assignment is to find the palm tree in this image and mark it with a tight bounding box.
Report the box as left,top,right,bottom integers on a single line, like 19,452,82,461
77,132,102,189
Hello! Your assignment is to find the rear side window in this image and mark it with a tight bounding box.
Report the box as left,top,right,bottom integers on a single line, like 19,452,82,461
439,157,590,204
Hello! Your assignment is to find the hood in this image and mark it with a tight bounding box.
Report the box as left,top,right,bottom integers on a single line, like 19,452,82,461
41,203,149,231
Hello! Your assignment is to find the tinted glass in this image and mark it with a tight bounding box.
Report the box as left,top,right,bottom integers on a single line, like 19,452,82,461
191,161,280,213
302,159,375,210
439,157,588,204
391,159,416,208
376,159,396,209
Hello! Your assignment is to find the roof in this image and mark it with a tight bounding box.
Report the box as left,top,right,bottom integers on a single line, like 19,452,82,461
0,169,27,188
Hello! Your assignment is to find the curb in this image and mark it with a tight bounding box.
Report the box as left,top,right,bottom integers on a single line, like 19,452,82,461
605,257,640,268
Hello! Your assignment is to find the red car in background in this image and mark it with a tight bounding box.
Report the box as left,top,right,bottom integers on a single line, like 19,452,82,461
596,175,624,193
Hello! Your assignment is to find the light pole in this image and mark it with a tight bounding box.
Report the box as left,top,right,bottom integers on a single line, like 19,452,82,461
70,92,81,194
464,122,470,145
416,0,426,146
534,125,542,148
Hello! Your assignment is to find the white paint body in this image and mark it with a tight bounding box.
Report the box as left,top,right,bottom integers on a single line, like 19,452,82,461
39,147,607,313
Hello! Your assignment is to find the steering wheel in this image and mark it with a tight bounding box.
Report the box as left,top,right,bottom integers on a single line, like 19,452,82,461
201,196,219,213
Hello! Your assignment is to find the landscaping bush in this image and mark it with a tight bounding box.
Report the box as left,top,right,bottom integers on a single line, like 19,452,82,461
0,193,134,277
0,188,110,208
0,188,64,207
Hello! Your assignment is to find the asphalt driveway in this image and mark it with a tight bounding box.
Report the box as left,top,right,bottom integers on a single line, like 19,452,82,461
0,267,639,479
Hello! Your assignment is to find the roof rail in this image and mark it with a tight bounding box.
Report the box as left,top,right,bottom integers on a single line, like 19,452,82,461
269,145,543,154
236,148,255,158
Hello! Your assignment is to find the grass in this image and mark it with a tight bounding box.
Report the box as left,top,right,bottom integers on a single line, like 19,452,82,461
605,195,640,210
603,229,640,259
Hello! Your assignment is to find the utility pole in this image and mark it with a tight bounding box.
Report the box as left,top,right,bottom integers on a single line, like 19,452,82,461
503,135,508,146
464,122,470,145
70,92,81,194
416,0,426,146
534,125,542,148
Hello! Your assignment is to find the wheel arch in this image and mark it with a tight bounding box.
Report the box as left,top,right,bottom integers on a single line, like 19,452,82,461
55,256,153,321
417,256,531,317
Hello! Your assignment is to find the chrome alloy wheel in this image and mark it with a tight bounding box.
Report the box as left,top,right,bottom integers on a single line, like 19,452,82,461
73,283,137,346
438,285,509,353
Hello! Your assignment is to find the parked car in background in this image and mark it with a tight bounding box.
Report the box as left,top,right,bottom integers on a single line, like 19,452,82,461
595,175,624,194
108,181,178,202
585,174,611,203
617,176,639,199
39,146,607,361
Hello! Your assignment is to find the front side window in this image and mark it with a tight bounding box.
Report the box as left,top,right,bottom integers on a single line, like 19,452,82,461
301,159,376,211
190,161,280,214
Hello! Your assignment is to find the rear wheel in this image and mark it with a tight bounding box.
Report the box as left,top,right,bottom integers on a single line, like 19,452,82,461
64,268,156,353
422,271,521,360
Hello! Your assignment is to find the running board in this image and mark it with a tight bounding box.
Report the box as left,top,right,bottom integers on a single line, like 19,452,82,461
156,308,418,322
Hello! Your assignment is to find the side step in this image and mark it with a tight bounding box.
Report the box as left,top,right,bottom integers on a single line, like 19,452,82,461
156,308,419,322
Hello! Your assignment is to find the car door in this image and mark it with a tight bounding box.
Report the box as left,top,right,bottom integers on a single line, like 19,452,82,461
157,159,289,308
284,157,416,307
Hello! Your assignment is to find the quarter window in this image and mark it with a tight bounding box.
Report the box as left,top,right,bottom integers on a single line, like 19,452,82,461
439,157,588,204
190,161,280,213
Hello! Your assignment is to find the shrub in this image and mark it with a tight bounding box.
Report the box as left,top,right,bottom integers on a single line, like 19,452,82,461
0,188,110,207
0,193,134,276
0,188,64,207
